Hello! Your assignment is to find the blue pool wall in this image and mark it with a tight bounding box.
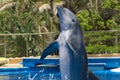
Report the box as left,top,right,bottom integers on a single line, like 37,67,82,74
23,58,59,67
23,57,120,70
88,57,120,70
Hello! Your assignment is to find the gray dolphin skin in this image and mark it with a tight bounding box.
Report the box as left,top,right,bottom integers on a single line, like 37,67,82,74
40,6,99,80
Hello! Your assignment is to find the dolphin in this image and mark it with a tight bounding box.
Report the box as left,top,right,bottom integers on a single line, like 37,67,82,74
40,6,99,80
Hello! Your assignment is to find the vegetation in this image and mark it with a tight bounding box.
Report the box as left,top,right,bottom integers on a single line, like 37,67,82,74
76,0,120,54
0,0,120,57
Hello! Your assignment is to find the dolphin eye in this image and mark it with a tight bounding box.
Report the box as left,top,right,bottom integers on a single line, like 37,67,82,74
72,19,75,22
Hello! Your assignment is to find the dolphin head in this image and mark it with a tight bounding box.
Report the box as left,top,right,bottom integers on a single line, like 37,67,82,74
57,6,78,32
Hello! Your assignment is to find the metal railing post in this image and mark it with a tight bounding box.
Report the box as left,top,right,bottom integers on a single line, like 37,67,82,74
4,36,7,57
115,31,118,53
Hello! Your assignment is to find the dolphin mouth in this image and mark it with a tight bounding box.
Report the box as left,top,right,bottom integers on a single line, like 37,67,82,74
56,6,65,22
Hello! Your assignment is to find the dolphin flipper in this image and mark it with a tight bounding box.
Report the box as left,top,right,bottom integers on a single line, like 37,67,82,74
66,39,85,56
67,40,99,80
67,41,99,79
40,41,59,60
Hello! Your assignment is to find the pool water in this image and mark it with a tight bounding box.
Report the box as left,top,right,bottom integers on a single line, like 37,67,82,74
0,67,61,80
0,57,120,80
0,73,60,80
0,72,61,80
0,69,120,80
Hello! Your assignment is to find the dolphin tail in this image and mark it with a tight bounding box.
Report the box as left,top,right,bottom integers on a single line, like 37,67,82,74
89,71,99,80
40,41,59,60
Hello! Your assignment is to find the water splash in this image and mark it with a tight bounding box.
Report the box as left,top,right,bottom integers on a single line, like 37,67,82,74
0,68,61,80
18,77,21,80
28,68,45,80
